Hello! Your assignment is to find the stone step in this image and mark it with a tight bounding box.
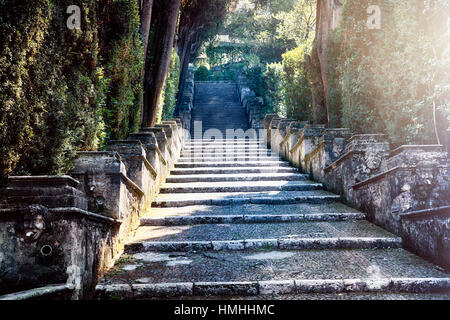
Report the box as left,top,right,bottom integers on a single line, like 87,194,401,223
180,151,276,157
128,220,398,247
96,278,450,299
98,247,449,298
165,172,309,183
184,141,265,145
186,140,265,143
144,203,363,219
159,180,323,193
175,161,291,168
126,237,402,253
152,190,340,207
177,156,280,162
140,212,367,226
182,147,269,152
169,167,300,175
183,144,265,149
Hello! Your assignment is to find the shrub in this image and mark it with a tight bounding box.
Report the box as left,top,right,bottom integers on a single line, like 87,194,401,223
329,0,450,146
161,49,180,121
245,65,264,97
262,63,284,115
195,66,210,81
0,0,144,182
281,46,311,121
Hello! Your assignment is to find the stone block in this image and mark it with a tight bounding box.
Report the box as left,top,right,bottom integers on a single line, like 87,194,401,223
0,176,87,211
71,152,142,221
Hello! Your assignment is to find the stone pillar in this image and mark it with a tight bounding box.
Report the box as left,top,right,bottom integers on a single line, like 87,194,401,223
263,114,278,146
140,128,170,165
71,152,143,221
106,140,155,210
128,132,167,188
276,119,296,160
297,125,326,173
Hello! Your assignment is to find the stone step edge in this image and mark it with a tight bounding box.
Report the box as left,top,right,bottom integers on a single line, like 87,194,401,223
159,184,323,194
96,278,450,298
177,159,281,163
169,168,300,175
152,195,341,207
165,175,309,182
140,212,366,226
170,167,299,172
179,154,278,157
125,237,402,253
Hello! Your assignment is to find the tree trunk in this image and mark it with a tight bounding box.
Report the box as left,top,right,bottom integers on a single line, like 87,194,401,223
311,0,344,126
141,0,181,128
176,32,194,105
139,0,154,58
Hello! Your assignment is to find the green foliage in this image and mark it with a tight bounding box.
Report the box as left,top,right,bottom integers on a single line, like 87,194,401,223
281,46,311,120
245,66,264,97
0,0,144,181
209,64,241,81
161,49,180,121
203,0,315,121
223,0,315,64
328,0,450,146
262,63,283,114
98,0,144,142
195,66,211,81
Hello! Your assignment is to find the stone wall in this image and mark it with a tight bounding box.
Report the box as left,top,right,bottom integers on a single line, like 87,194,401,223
263,114,450,271
0,119,186,299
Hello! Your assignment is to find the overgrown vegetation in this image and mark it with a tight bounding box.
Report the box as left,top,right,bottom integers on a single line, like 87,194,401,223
200,0,449,146
199,0,316,121
159,49,180,121
0,0,144,182
328,0,450,146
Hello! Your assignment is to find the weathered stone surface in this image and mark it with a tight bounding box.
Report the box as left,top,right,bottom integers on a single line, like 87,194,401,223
0,205,118,298
193,281,259,296
259,280,295,295
96,283,193,299
0,284,73,300
0,176,88,211
212,240,245,251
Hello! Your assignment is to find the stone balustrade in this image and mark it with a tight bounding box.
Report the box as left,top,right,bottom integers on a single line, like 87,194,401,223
236,73,265,130
263,114,450,271
0,118,186,299
178,66,195,133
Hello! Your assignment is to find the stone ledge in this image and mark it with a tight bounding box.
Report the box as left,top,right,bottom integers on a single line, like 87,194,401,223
7,175,80,188
389,145,444,158
400,206,450,220
0,284,73,300
324,149,366,173
0,207,121,224
49,207,122,224
351,165,450,190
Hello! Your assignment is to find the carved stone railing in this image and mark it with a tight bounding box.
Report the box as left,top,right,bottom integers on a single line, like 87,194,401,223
236,73,264,130
264,114,450,271
0,118,186,299
178,65,195,134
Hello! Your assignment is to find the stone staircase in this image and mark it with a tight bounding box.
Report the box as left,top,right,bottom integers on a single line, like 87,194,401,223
96,83,449,300
191,82,250,136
